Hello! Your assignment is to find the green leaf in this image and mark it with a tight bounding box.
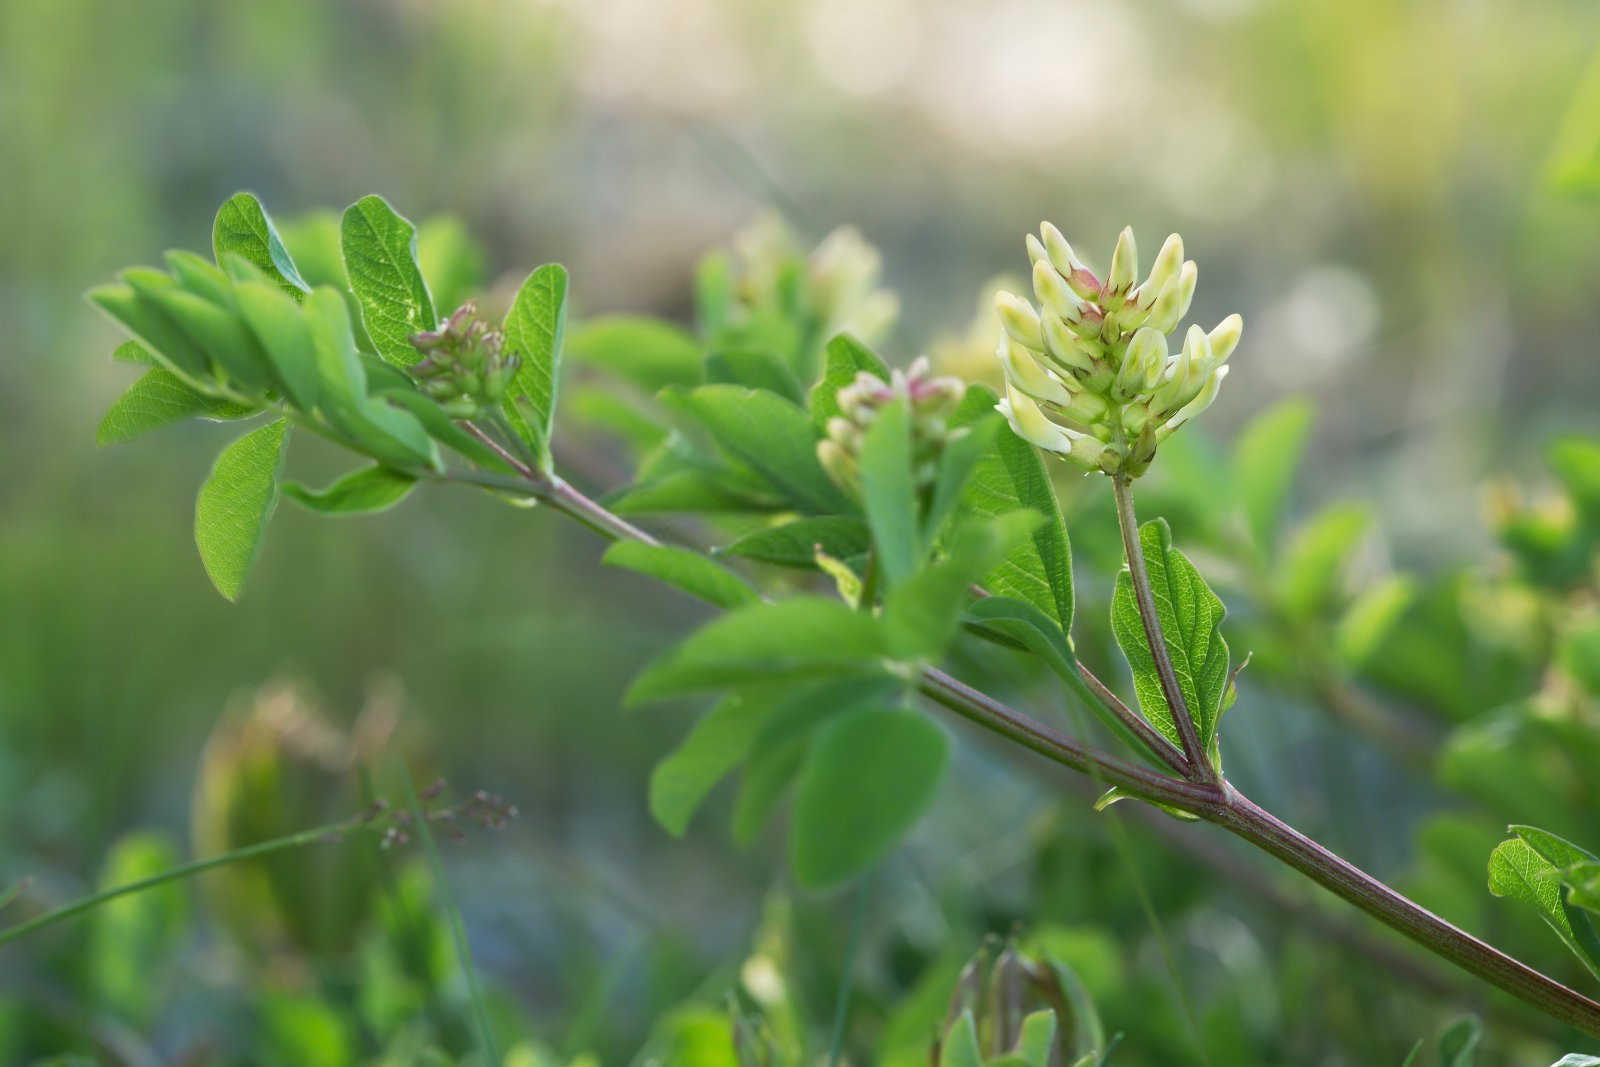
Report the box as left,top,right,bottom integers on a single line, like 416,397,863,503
1230,397,1315,552
1568,861,1600,913
662,385,855,514
1275,502,1372,620
1560,621,1600,698
89,278,216,385
859,396,921,587
925,414,1001,544
374,386,516,474
939,1011,984,1067
719,516,871,569
112,339,156,365
500,263,570,471
790,707,949,888
1111,518,1230,756
883,512,1041,659
232,279,322,410
283,465,417,516
1017,1010,1057,1067
86,832,187,1024
1549,435,1600,526
626,597,888,704
707,347,804,403
602,542,757,610
567,315,704,392
810,333,889,431
98,368,255,444
649,692,772,837
1489,836,1600,980
127,273,275,395
950,385,1073,631
1400,1039,1423,1067
610,470,787,516
194,418,290,601
212,192,310,298
340,194,437,367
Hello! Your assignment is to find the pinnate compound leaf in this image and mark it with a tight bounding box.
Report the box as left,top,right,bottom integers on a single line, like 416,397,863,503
626,597,889,704
194,418,290,601
283,466,417,516
810,333,889,431
1111,518,1230,755
790,707,949,888
950,385,1073,631
719,516,870,569
340,195,436,367
1231,397,1314,552
212,192,310,298
501,263,569,470
1488,834,1600,980
98,368,255,444
568,314,704,392
602,542,757,610
662,385,855,514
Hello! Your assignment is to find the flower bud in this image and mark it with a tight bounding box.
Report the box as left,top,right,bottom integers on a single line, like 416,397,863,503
998,383,1080,455
995,290,1044,350
1103,227,1138,306
1041,312,1098,374
1139,233,1184,306
1041,222,1100,299
1145,260,1197,333
1032,258,1089,324
998,337,1073,405
1207,313,1243,366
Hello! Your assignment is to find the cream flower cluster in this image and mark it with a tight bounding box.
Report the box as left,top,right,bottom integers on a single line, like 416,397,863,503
992,224,1242,477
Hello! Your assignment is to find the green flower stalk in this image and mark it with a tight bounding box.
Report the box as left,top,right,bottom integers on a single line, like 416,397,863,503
817,355,966,497
992,224,1242,478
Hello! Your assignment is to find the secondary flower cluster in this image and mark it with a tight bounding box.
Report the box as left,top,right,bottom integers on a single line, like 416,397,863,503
408,301,522,417
817,356,965,498
992,224,1242,477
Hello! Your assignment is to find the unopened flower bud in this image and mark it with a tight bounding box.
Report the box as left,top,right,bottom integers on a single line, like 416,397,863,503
1207,313,1243,366
1032,259,1088,324
1140,233,1184,305
998,383,1079,455
1103,227,1138,306
1040,222,1100,299
1042,313,1097,374
995,291,1044,350
998,337,1073,405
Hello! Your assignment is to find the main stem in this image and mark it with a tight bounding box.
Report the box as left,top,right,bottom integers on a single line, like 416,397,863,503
1111,475,1211,779
456,460,1600,1037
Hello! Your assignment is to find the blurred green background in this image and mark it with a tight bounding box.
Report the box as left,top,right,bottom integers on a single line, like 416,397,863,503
5,0,1600,1063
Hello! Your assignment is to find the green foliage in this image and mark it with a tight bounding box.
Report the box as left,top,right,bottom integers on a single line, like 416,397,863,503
283,465,418,516
603,542,758,610
568,315,704,392
501,263,570,470
1111,518,1231,758
85,832,187,1023
213,191,310,297
193,417,290,600
810,333,890,431
97,364,256,444
789,707,949,888
859,395,921,586
1489,827,1600,980
1230,398,1314,553
340,194,437,366
719,516,871,569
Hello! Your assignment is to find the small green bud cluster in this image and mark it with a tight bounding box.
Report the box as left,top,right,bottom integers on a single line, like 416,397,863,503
992,223,1243,478
817,356,965,496
408,301,522,417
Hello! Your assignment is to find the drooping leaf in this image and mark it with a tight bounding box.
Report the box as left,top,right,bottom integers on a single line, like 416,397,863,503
950,385,1073,631
602,542,757,610
194,418,290,601
789,707,949,888
283,465,417,516
1230,397,1315,553
719,516,871,569
626,597,889,704
567,315,704,392
98,368,255,444
859,396,921,587
340,194,436,366
212,192,310,298
662,385,855,515
649,693,772,837
500,263,569,471
810,333,889,432
1111,518,1231,756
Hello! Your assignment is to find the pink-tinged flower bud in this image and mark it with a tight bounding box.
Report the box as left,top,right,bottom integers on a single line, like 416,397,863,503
1032,259,1089,324
995,291,1044,350
1207,313,1243,366
1041,312,1098,374
997,383,1079,455
1040,222,1101,299
998,337,1073,405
